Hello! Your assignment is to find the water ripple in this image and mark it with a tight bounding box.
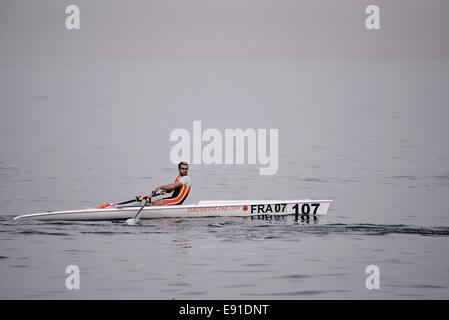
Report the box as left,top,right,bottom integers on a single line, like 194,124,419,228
2,216,449,238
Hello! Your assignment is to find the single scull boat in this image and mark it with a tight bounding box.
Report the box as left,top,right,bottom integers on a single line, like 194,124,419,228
13,199,332,221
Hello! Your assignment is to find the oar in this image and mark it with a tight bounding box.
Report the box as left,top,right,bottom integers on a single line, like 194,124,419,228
126,197,149,225
96,197,141,209
118,198,141,205
126,190,161,225
99,190,167,209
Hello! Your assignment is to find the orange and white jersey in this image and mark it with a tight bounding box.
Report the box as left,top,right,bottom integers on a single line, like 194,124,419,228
161,175,191,205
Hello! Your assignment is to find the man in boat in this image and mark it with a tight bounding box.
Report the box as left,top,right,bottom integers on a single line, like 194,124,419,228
138,161,191,206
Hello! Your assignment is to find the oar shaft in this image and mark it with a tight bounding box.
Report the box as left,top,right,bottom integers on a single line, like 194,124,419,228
133,198,149,220
116,199,139,205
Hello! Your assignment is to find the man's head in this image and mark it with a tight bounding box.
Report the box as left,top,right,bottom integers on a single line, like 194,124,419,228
178,161,189,176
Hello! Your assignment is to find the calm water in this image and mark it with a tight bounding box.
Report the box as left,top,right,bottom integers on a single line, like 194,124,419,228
1,216,449,299
1,57,449,299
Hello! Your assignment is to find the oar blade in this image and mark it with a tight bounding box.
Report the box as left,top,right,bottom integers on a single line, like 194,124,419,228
126,218,140,225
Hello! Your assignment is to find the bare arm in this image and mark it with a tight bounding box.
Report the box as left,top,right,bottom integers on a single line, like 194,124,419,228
155,181,183,193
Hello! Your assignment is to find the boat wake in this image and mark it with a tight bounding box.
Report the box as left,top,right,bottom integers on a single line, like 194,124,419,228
289,223,449,236
198,220,449,241
1,215,448,238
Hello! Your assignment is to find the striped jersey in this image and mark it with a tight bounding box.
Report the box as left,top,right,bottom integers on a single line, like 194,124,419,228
161,175,191,205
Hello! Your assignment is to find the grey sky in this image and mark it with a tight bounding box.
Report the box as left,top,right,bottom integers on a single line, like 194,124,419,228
1,0,448,59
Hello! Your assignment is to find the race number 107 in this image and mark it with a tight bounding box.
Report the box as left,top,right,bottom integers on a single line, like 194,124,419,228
292,203,320,215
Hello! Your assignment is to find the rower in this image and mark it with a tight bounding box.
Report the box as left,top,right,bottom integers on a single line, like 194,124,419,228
139,161,191,206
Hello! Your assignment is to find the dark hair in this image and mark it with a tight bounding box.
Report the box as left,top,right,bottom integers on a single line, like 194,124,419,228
178,161,189,169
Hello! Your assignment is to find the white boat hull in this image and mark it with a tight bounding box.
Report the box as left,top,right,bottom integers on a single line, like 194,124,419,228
13,200,332,221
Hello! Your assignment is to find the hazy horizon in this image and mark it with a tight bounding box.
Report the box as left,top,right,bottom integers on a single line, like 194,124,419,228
1,0,448,59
